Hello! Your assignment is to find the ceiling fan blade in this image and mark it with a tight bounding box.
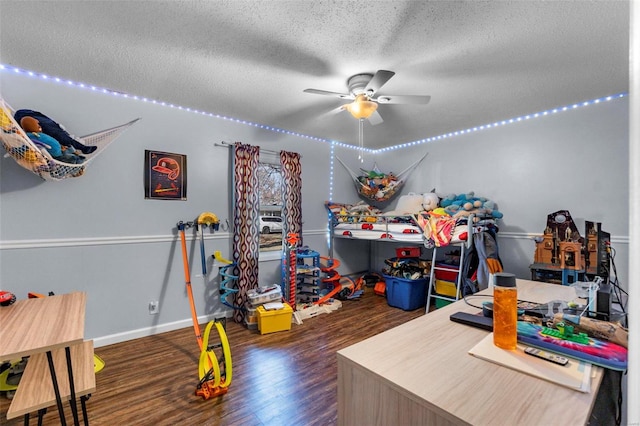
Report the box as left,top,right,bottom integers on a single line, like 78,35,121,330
303,88,353,99
368,110,384,126
364,70,395,96
319,105,347,119
375,94,431,105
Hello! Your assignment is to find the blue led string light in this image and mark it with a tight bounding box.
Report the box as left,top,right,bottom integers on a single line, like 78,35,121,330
329,142,335,202
375,93,627,152
0,64,332,146
1,64,627,154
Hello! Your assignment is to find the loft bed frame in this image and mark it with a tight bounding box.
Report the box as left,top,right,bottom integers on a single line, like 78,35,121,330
325,200,501,309
325,201,481,251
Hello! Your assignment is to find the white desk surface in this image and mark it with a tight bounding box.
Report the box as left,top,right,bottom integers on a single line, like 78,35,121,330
0,292,86,361
337,279,603,426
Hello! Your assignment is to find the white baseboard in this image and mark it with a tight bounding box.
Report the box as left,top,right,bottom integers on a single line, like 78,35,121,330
92,312,231,348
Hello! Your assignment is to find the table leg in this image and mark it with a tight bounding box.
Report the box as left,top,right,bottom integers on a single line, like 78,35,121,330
37,408,47,426
81,395,91,426
65,346,80,426
45,351,67,426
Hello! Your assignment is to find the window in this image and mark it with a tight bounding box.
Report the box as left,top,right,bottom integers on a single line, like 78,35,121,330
257,160,283,253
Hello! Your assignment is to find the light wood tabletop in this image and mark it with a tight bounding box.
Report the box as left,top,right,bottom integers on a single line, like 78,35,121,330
337,279,604,426
0,292,86,361
6,340,96,419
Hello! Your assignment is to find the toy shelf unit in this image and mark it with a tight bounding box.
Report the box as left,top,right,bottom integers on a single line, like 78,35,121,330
425,213,499,312
296,248,322,305
425,243,467,311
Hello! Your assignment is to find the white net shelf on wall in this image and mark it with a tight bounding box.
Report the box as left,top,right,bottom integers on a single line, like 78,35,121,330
1,98,140,181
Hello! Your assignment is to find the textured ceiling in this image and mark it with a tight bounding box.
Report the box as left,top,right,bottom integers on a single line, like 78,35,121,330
0,1,630,149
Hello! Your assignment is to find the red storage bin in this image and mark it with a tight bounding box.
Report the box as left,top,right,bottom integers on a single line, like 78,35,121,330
434,263,459,282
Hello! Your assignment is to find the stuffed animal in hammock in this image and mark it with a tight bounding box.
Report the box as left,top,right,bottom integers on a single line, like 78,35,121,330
19,116,85,164
14,109,97,154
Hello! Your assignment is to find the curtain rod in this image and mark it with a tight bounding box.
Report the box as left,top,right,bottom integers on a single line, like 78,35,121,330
215,141,301,157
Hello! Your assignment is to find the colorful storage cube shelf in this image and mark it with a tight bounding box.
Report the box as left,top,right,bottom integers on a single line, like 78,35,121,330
257,303,293,334
382,274,428,311
434,298,453,309
434,263,459,282
434,279,460,298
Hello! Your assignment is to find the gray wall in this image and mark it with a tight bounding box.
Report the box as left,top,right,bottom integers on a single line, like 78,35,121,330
331,96,629,293
1,71,629,347
0,71,330,345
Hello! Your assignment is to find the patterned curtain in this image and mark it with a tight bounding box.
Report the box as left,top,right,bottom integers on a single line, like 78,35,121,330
232,142,260,323
280,150,303,240
280,150,302,306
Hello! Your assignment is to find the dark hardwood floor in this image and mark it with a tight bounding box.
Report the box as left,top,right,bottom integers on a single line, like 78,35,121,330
1,290,425,426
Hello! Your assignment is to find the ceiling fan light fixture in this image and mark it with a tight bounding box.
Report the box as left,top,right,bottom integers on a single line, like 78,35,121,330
346,94,378,119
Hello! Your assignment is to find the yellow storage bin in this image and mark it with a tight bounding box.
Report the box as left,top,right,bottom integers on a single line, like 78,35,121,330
256,303,293,334
434,279,460,298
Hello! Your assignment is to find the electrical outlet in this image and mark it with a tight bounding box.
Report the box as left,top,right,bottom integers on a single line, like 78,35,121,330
149,300,159,315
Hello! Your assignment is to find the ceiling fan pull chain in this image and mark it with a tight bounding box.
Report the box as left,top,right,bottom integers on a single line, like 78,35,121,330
358,119,364,163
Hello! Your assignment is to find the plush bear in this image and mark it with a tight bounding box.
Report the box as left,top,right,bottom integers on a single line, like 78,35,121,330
14,109,97,154
421,192,439,211
19,116,85,164
386,192,424,215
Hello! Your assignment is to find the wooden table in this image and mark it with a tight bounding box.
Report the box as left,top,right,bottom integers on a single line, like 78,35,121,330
337,279,605,426
0,292,87,425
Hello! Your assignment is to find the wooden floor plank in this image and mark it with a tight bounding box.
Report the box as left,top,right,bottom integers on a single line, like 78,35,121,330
1,290,425,425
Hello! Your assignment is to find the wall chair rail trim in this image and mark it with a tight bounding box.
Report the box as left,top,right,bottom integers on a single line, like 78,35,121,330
497,232,629,245
0,233,230,250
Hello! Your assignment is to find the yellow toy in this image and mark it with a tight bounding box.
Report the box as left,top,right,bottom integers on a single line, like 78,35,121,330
177,217,232,400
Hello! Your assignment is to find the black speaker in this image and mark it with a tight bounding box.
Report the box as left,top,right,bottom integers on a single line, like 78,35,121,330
596,224,610,282
596,282,612,321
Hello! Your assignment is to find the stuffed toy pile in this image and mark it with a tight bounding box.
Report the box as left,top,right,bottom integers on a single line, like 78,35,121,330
356,167,401,202
15,110,97,154
438,191,503,219
18,116,85,164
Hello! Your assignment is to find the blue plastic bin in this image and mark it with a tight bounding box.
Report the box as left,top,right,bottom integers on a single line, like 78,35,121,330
382,274,428,311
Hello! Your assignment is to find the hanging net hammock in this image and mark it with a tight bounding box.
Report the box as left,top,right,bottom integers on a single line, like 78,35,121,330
336,152,428,203
1,98,140,181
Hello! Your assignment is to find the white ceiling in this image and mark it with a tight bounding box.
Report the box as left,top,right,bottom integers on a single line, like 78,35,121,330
0,1,630,149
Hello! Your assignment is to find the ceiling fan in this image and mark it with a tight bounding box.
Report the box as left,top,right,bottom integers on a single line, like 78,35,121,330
303,70,431,125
